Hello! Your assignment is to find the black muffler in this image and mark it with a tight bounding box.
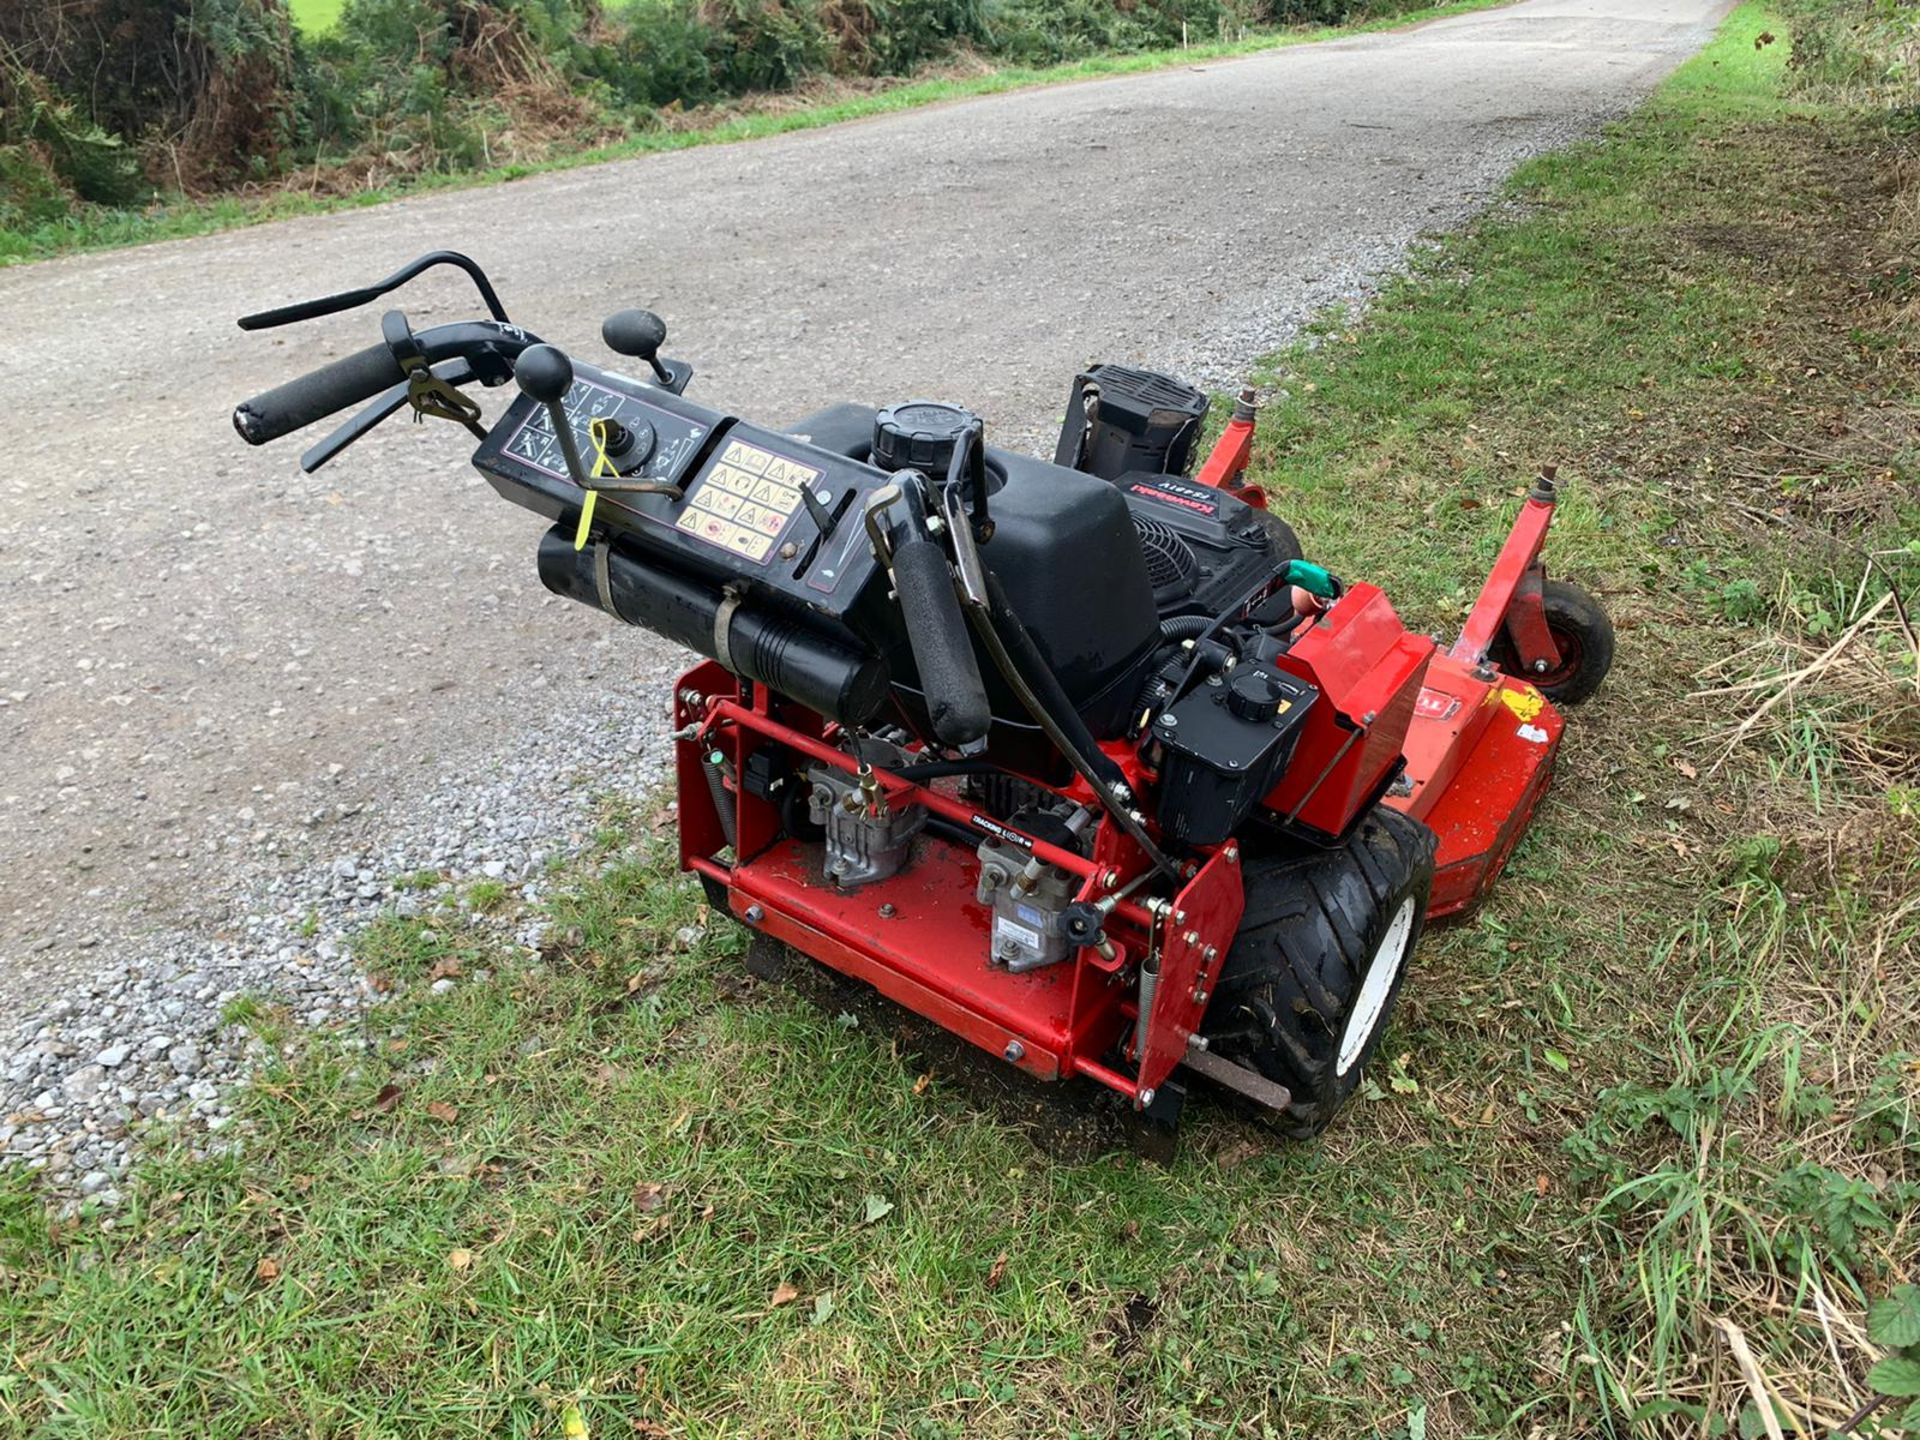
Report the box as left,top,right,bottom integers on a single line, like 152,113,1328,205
536,526,890,726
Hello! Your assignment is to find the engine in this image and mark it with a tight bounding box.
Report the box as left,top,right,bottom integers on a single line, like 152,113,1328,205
474,351,1416,973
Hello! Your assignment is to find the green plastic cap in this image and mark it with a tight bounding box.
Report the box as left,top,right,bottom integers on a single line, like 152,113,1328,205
1283,560,1338,600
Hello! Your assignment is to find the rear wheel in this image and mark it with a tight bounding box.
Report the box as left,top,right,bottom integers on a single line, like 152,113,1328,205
1490,579,1614,706
1201,806,1436,1137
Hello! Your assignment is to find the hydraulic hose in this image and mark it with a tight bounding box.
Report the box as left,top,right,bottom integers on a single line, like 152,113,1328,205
982,570,1129,795
969,570,1180,881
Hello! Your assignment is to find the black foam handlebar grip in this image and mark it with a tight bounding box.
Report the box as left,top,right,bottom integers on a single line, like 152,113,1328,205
232,341,406,446
891,536,991,747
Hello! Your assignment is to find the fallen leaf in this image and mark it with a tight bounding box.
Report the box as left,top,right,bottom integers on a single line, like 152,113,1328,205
986,1252,1009,1291
372,1083,403,1113
1673,757,1699,780
912,1072,933,1096
428,958,464,981
1541,1047,1571,1074
1536,1174,1551,1197
448,1248,473,1271
810,1292,836,1326
1119,1219,1141,1242
770,1281,800,1307
255,1256,280,1283
563,1404,590,1440
860,1193,894,1225
633,1182,666,1213
426,1101,459,1124
700,1203,715,1222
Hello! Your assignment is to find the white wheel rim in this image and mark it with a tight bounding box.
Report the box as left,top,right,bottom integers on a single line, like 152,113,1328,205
1336,897,1417,1076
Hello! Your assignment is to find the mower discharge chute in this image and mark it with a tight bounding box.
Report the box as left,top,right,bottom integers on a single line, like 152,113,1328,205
232,253,1614,1144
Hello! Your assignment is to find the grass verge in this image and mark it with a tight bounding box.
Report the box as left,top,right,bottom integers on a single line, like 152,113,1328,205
3,3,1916,1437
1,0,1511,268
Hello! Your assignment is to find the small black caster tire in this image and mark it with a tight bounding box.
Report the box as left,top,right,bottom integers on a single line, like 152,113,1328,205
1203,806,1436,1138
1492,578,1614,706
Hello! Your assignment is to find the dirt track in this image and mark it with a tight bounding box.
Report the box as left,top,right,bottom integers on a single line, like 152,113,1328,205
0,0,1730,1006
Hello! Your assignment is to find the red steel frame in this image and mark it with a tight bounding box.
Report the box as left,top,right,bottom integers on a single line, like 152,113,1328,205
674,452,1575,1105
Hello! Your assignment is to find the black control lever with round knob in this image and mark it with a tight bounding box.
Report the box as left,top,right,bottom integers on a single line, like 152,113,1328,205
514,343,593,490
602,309,693,393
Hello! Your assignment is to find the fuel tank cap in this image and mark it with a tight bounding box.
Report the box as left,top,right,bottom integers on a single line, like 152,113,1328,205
871,400,978,475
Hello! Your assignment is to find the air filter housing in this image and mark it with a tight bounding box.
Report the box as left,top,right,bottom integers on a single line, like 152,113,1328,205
1054,365,1210,480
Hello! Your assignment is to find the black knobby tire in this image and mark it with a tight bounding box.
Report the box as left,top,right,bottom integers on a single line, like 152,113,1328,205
1490,578,1615,706
1202,806,1436,1138
1257,508,1303,565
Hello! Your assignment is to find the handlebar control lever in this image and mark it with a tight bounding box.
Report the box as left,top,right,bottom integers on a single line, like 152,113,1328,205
602,309,673,385
515,344,593,491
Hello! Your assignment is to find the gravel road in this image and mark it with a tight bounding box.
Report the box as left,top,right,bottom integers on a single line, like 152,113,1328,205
0,0,1731,1195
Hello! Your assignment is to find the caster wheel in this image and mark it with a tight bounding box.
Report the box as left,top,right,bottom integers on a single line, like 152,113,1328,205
1492,578,1615,706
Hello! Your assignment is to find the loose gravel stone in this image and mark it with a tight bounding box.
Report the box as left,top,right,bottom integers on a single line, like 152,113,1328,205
0,694,672,1203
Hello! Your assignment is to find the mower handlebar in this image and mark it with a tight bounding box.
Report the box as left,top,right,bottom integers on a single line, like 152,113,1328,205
233,341,403,446
232,319,541,446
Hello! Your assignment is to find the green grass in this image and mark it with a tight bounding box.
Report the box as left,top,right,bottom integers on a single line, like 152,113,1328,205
1,0,1515,267
288,0,345,33
4,4,1917,1437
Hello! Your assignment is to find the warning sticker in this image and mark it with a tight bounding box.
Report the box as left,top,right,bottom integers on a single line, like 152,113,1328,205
676,438,822,564
1414,687,1462,722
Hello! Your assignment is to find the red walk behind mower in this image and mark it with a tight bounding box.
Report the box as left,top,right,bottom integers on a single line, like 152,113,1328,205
233,252,1614,1142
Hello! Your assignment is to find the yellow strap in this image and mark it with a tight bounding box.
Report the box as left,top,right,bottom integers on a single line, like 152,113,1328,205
574,416,621,551
573,489,599,551
588,417,619,479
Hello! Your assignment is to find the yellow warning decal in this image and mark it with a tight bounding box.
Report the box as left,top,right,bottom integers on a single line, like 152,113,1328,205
674,438,823,566
1498,685,1546,723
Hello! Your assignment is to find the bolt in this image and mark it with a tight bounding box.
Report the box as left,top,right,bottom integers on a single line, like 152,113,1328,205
1003,1041,1025,1062
1174,910,1186,924
1203,945,1217,962
1223,845,1238,864
1533,658,1550,673
1157,714,1178,729
1139,1088,1156,1107
1104,869,1119,886
1184,931,1200,947
744,904,765,923
878,903,897,919
1193,989,1210,1005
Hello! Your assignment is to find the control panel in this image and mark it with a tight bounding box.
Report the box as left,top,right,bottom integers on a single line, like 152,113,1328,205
472,358,889,620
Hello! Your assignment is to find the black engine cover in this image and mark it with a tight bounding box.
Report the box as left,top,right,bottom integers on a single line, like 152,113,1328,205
785,403,1162,741
1118,472,1283,620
